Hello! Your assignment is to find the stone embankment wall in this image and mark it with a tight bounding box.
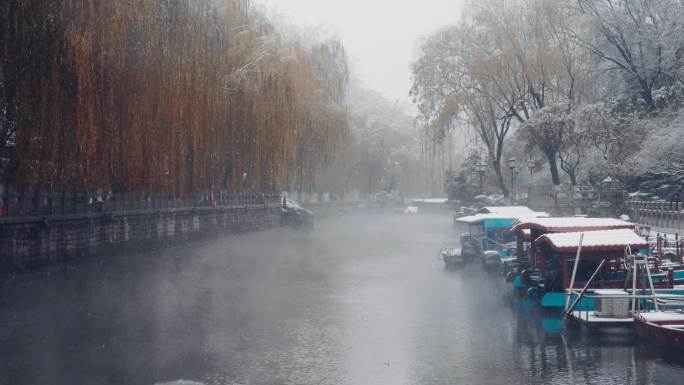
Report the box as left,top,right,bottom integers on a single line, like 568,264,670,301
0,205,281,270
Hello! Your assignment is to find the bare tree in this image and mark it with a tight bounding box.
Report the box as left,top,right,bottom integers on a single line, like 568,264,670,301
412,24,518,196
570,0,684,111
1,0,353,195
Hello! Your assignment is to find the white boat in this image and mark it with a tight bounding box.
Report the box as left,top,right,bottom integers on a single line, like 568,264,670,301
438,247,465,268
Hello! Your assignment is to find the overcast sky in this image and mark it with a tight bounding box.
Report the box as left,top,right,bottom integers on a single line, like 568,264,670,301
255,0,463,103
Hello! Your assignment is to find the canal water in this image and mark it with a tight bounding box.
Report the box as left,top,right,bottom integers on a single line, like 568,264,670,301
1,213,684,385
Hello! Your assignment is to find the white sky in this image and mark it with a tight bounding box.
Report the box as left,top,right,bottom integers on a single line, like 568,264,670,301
255,0,464,103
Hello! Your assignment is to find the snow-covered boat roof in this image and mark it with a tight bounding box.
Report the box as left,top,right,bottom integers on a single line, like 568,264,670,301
512,217,635,233
638,312,684,322
455,213,547,224
535,229,648,252
592,289,629,296
455,213,500,224
480,206,550,217
456,207,548,224
412,198,448,203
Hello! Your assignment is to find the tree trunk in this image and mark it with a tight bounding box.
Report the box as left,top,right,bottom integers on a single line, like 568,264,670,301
559,160,578,185
544,149,561,185
568,172,577,185
638,78,656,112
492,155,510,197
1,81,17,145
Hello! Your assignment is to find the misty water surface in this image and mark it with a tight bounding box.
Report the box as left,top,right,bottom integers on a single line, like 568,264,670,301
1,213,684,385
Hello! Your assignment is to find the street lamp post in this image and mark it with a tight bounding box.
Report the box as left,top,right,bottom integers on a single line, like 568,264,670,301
508,157,517,204
476,162,487,194
527,158,535,182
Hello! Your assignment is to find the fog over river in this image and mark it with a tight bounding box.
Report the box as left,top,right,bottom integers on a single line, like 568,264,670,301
1,213,683,385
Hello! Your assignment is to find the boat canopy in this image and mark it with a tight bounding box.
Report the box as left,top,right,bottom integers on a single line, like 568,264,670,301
479,206,550,217
456,206,548,226
412,198,448,204
455,214,545,229
512,217,635,233
535,229,648,252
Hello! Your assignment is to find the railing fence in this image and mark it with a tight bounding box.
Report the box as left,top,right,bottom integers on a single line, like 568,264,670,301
626,201,684,231
0,191,282,218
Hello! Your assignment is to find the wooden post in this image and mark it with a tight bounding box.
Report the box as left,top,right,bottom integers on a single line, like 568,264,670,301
516,232,525,267
644,255,660,312
565,233,584,311
657,233,662,256
632,259,639,313
561,259,606,330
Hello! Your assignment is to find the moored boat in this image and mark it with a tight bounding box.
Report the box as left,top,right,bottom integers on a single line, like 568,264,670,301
569,289,634,330
565,250,684,333
439,247,466,268
523,227,675,309
453,206,548,268
634,311,684,351
511,217,638,275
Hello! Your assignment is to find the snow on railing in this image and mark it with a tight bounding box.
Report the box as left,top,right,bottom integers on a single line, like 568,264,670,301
526,184,602,212
626,200,684,231
0,191,282,219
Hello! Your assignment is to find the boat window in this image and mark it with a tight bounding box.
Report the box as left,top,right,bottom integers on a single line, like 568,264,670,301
470,224,484,237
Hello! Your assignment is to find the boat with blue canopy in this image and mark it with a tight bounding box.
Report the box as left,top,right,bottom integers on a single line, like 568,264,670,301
453,206,548,269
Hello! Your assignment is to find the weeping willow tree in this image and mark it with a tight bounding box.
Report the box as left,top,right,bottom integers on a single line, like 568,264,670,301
0,0,351,196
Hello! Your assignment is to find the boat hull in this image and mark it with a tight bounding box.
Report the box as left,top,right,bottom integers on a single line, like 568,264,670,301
571,311,633,331
440,248,466,268
634,313,684,351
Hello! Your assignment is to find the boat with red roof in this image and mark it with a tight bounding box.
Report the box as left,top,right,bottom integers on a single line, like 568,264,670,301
509,216,680,310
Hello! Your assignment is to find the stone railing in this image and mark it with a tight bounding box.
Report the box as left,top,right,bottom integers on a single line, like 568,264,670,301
0,205,282,271
527,184,601,215
0,191,281,218
626,201,684,231
526,182,634,217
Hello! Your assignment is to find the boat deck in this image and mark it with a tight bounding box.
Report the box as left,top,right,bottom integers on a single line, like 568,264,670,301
638,312,684,322
571,311,634,329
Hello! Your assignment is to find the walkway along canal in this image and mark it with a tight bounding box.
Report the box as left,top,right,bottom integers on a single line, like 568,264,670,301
1,213,684,385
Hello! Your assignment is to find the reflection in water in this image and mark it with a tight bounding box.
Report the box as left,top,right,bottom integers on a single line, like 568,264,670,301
1,214,683,385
